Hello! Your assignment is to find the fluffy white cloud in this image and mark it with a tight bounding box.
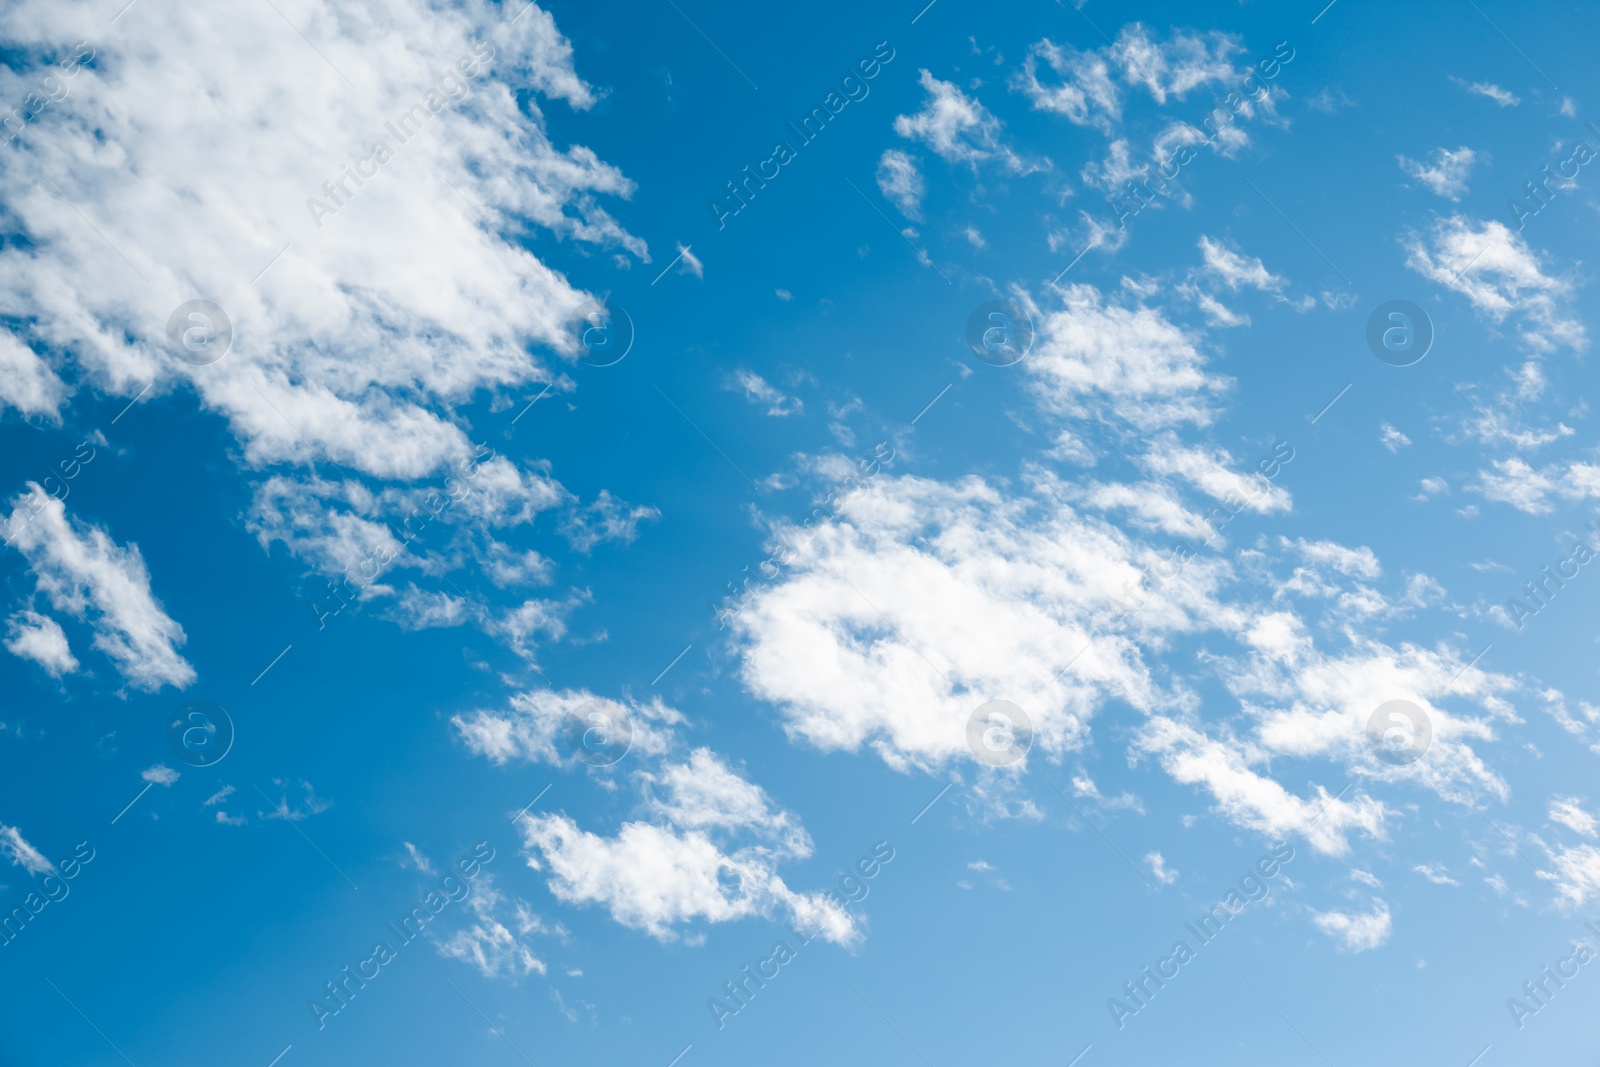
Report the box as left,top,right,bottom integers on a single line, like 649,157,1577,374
1398,146,1477,200
729,468,1234,773
1023,283,1224,431
1405,216,1585,352
893,70,1033,173
0,1,645,483
519,813,854,944
1312,898,1393,952
0,331,68,420
875,148,925,221
4,609,77,678
1135,715,1388,857
3,485,193,690
141,764,180,786
466,690,855,946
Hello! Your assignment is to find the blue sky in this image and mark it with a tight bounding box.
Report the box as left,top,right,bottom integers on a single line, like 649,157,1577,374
3,0,1600,1064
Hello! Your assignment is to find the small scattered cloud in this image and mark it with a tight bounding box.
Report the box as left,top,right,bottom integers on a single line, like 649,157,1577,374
1379,424,1412,452
733,370,803,417
4,610,77,678
259,779,332,822
1312,898,1393,952
1452,77,1520,107
1398,146,1477,200
876,148,925,221
142,764,180,786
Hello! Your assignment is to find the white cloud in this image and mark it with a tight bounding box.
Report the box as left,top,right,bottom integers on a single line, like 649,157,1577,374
733,370,803,418
729,468,1227,774
558,490,659,553
454,688,681,767
142,764,180,786
894,70,1033,173
401,842,435,874
436,875,546,979
0,1,646,486
1135,715,1388,856
0,331,68,420
1398,146,1477,200
1012,25,1241,131
258,779,331,821
875,149,925,221
1379,424,1412,452
1405,215,1585,352
4,610,78,678
1550,797,1599,837
1013,38,1122,130
1541,842,1600,910
3,485,194,690
1145,851,1178,884
1453,78,1520,107
1413,863,1461,886
672,243,704,281
1312,898,1393,952
1197,236,1283,291
1024,283,1224,431
520,813,855,944
461,686,853,945
0,824,54,875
